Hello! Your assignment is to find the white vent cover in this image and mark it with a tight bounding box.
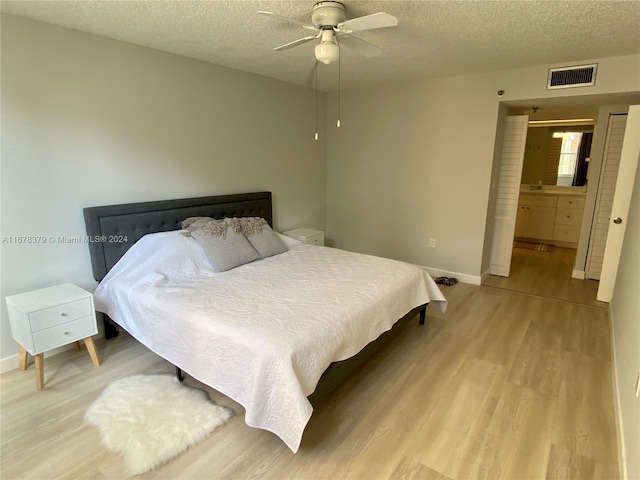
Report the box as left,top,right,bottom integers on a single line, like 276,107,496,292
547,64,597,90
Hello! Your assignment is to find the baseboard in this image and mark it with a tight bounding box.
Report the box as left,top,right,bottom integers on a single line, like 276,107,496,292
0,344,73,374
480,268,491,284
609,303,628,480
572,269,586,279
416,265,482,286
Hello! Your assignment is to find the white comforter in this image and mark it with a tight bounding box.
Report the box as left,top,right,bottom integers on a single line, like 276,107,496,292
94,231,447,452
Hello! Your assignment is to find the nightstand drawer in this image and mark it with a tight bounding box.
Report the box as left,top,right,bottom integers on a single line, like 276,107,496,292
29,297,93,332
306,233,324,245
32,316,97,352
283,228,325,246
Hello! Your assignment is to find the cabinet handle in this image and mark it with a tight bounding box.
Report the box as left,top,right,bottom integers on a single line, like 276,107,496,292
568,201,573,204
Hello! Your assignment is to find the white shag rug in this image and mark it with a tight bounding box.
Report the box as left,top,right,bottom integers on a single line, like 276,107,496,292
85,374,233,476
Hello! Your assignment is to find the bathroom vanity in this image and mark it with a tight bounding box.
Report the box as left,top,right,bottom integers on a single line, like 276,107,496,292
515,186,586,248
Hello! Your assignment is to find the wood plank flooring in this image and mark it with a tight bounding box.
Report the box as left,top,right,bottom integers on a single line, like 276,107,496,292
483,246,603,308
1,267,618,479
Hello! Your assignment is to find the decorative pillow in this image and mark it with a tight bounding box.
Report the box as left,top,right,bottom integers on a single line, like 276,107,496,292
181,217,213,229
181,217,259,272
239,217,286,259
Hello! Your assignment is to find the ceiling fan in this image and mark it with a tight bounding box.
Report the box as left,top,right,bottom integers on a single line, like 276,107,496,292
259,1,398,65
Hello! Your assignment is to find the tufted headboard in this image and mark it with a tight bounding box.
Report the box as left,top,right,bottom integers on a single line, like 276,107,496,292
83,191,273,281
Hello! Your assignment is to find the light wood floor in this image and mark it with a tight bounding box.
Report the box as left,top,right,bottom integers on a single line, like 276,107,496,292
483,246,603,308
1,282,618,479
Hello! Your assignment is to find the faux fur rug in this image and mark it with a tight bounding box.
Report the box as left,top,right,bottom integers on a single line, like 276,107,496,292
85,374,233,476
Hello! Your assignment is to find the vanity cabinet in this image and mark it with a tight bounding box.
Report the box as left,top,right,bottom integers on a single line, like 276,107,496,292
515,195,557,240
553,196,586,245
515,193,585,247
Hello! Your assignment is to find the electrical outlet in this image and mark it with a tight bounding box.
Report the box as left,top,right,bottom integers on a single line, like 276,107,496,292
429,238,436,248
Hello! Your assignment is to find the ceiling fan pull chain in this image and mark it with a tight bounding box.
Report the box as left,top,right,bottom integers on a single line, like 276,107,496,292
315,60,319,141
337,52,341,128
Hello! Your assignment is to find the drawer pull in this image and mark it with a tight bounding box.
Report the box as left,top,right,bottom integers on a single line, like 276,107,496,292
61,312,68,317
64,331,70,335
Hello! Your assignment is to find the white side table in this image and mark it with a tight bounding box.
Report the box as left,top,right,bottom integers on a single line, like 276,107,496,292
283,228,325,246
6,283,100,390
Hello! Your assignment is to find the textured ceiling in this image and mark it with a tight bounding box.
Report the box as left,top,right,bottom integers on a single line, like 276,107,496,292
2,1,640,92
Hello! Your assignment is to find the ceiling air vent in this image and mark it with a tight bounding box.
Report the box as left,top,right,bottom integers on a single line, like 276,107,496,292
547,64,597,90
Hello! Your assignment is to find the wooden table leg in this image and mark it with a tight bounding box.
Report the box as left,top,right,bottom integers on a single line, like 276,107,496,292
34,353,44,391
73,341,82,351
18,345,29,371
84,337,100,367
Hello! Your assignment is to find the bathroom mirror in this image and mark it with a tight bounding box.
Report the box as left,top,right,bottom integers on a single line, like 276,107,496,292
521,126,593,187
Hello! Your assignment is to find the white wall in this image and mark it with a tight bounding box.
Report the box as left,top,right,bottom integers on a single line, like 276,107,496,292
327,73,500,279
609,127,640,480
0,15,327,365
326,55,640,282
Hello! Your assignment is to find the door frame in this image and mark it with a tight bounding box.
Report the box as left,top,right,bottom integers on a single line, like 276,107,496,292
484,98,636,291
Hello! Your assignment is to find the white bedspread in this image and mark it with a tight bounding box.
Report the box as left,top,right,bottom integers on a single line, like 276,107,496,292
94,231,447,452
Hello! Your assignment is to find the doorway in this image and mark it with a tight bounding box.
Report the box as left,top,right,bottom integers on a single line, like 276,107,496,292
484,97,638,306
484,245,601,306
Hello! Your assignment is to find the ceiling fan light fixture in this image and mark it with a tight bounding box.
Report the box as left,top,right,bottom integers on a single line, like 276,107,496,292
315,41,339,64
314,29,339,65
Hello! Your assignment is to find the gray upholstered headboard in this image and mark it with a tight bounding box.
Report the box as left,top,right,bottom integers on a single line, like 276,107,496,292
83,191,273,281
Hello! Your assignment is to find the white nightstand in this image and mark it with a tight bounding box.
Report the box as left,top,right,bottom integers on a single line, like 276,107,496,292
6,283,100,390
283,228,325,246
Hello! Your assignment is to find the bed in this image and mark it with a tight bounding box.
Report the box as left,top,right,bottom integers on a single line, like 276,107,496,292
84,191,447,452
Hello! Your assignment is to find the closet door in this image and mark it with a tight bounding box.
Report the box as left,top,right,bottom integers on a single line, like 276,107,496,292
597,106,640,301
490,115,528,277
585,114,627,280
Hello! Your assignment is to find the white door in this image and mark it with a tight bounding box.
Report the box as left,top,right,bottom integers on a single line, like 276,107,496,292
490,115,529,277
586,114,628,279
597,105,640,302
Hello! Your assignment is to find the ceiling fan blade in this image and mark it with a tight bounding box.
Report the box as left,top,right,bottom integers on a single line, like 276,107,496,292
337,12,398,33
274,35,318,51
258,11,316,31
338,35,382,57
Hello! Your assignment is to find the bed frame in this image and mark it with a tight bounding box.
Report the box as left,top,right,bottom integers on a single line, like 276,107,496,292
84,191,426,403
